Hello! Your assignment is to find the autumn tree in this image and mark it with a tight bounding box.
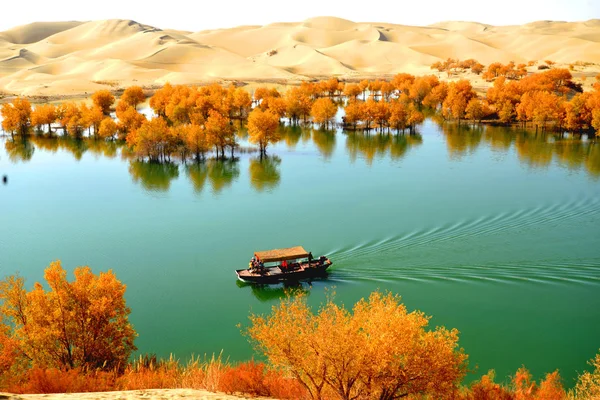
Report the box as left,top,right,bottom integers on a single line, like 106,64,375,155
1,98,32,137
389,100,408,132
443,80,476,122
205,109,235,159
98,117,118,140
150,82,175,118
231,87,252,119
572,350,600,399
91,90,115,115
182,124,209,161
116,105,146,139
285,87,313,124
248,108,280,156
311,97,337,128
465,98,484,124
119,86,146,110
247,291,467,400
343,100,363,130
130,117,172,161
343,83,362,100
30,104,56,134
0,261,136,373
407,103,425,133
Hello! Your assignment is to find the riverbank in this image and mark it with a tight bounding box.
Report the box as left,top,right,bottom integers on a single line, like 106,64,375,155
2,389,269,400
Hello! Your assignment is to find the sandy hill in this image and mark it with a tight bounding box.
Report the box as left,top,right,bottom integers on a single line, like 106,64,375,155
0,16,599,97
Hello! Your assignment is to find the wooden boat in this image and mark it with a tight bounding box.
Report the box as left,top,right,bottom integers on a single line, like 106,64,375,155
235,246,332,284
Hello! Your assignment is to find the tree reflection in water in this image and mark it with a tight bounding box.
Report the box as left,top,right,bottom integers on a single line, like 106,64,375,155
249,155,281,192
207,159,240,194
311,128,336,159
129,160,179,192
186,162,209,194
5,137,34,163
345,130,422,165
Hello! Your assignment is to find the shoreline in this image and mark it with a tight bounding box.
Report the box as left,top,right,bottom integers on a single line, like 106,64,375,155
2,389,268,400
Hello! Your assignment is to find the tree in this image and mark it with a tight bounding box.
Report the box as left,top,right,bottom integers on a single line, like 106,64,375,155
0,261,136,373
182,124,209,161
247,291,467,400
30,104,56,134
465,98,484,124
343,83,362,100
389,100,408,132
231,87,252,119
1,98,32,137
499,100,515,124
119,86,146,110
117,105,146,139
98,117,118,140
131,117,171,161
205,110,235,159
572,350,600,399
343,100,363,130
311,98,337,128
247,109,280,156
91,90,115,115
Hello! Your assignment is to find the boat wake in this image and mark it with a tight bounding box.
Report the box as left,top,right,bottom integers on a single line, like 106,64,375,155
325,196,600,285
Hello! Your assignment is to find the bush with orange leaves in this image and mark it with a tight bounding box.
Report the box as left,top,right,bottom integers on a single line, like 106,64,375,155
10,367,116,394
247,291,468,400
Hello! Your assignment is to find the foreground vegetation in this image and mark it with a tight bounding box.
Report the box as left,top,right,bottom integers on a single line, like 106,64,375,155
0,262,599,399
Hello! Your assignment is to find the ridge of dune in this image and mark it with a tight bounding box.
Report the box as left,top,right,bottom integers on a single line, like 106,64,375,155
1,17,599,97
0,21,83,44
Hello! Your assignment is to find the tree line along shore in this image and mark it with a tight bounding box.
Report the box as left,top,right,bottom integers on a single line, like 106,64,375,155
1,59,599,164
0,261,598,399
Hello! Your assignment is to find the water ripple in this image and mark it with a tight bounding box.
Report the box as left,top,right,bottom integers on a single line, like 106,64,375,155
327,197,600,285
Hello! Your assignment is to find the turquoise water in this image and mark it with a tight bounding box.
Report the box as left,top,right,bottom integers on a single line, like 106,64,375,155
1,119,599,386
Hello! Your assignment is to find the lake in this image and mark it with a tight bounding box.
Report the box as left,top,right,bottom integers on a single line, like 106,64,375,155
1,117,599,386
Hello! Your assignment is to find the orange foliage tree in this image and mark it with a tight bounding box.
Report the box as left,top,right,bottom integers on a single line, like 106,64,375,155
91,90,115,115
119,86,146,110
1,98,32,137
30,104,56,134
311,97,337,128
247,291,467,400
205,110,236,159
572,350,600,399
0,261,136,374
247,109,280,156
98,117,118,140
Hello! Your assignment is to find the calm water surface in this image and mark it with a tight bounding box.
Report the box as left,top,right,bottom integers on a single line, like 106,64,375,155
1,118,599,386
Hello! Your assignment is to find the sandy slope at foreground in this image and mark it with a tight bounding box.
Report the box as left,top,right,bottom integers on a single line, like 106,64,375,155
2,389,266,400
0,16,599,96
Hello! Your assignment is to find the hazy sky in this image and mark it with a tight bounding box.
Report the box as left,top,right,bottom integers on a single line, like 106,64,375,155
1,0,598,32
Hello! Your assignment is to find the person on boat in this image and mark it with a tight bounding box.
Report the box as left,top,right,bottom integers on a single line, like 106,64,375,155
308,252,313,266
281,259,288,271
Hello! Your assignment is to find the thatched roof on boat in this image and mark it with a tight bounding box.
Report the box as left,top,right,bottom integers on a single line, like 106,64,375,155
255,246,310,263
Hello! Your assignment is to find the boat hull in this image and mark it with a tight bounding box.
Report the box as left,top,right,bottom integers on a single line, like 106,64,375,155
236,259,332,284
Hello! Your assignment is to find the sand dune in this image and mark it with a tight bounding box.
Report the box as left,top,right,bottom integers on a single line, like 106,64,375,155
0,17,599,96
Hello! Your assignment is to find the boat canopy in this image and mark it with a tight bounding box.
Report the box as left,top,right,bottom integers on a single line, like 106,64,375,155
255,246,310,263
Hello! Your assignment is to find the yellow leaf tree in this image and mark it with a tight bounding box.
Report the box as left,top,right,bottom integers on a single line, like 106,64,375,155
311,97,337,129
120,86,146,110
247,108,280,157
91,90,115,115
1,98,32,137
247,291,468,400
0,261,136,373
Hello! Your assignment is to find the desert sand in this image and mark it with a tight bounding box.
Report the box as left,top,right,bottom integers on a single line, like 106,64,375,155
1,389,264,400
0,17,599,97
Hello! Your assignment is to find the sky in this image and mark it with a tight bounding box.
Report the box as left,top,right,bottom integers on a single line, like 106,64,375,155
1,0,598,32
